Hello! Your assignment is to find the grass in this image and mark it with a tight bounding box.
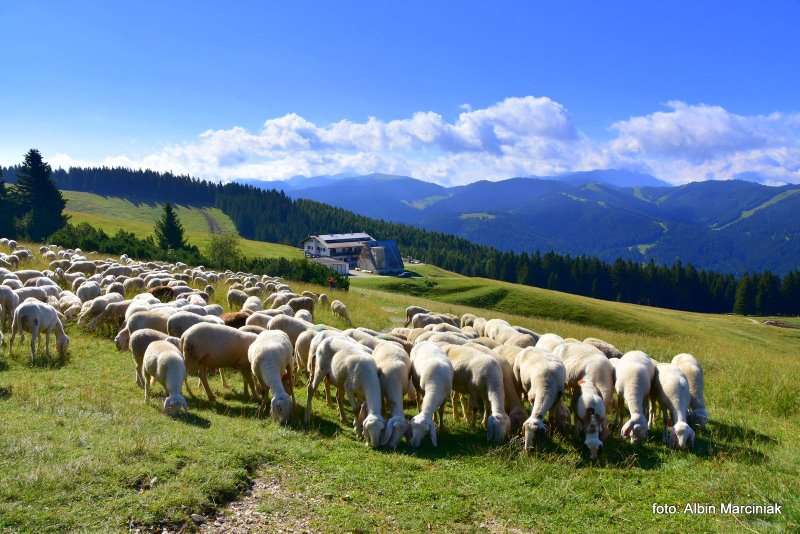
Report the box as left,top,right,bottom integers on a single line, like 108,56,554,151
1,249,799,532
62,190,303,260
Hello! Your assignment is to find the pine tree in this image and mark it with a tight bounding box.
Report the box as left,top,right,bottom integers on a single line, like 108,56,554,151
12,149,67,240
154,203,186,250
0,174,16,238
733,274,756,315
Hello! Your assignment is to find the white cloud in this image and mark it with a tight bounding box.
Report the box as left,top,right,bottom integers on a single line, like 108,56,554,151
38,97,800,186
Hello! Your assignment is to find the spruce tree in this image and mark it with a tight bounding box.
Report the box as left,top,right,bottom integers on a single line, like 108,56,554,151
0,175,16,238
154,203,187,250
733,274,756,315
12,149,67,240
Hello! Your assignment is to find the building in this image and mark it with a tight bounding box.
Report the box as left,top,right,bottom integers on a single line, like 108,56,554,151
300,232,375,268
357,240,405,275
309,256,349,276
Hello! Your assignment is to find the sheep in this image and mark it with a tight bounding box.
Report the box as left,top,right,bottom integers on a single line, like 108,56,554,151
372,342,412,449
583,337,623,359
248,330,294,424
287,296,314,315
226,288,248,310
513,347,567,449
671,353,708,427
76,281,102,303
0,286,20,330
66,261,97,275
407,342,454,447
330,299,351,323
141,340,189,416
535,333,565,352
444,344,510,443
317,293,329,307
410,312,455,329
14,287,48,304
78,293,125,328
404,305,429,326
85,298,130,331
114,308,177,350
652,363,695,450
293,329,317,374
574,377,607,459
126,328,177,388
306,338,385,447
204,304,224,317
181,323,258,402
241,295,263,314
266,314,313,347
239,325,266,335
610,351,656,443
294,309,313,323
221,311,249,328
166,311,224,338
9,299,69,363
503,332,538,349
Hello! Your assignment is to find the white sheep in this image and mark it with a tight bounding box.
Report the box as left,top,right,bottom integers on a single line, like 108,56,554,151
248,330,294,424
610,351,656,443
76,281,101,303
166,311,224,338
0,285,20,330
444,344,510,443
372,341,411,449
404,305,429,326
513,347,567,450
330,299,351,323
408,341,454,447
535,333,565,352
9,298,70,363
126,328,177,388
142,339,189,416
671,353,708,427
652,363,695,450
114,308,177,350
241,295,263,314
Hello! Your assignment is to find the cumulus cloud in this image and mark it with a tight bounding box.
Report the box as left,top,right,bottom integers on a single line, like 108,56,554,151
40,97,800,186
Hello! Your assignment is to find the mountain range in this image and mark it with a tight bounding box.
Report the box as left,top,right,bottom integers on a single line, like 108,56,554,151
237,170,800,275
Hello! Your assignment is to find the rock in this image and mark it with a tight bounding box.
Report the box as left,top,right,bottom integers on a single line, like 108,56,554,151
191,514,206,524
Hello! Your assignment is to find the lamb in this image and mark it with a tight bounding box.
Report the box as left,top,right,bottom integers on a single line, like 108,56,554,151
371,341,412,449
330,299,351,323
610,351,656,443
513,347,567,449
306,339,385,447
141,340,189,416
126,328,178,388
181,323,258,402
9,299,70,363
166,311,224,338
583,337,623,359
652,363,695,450
248,330,295,424
407,342,454,447
671,353,708,427
404,305,429,326
444,344,510,443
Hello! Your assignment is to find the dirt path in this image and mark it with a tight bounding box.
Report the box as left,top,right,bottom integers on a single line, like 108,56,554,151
202,210,222,235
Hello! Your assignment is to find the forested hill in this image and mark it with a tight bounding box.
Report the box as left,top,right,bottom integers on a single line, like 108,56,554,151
3,165,798,316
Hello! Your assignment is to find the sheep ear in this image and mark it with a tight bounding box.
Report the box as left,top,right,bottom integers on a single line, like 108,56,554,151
429,422,438,447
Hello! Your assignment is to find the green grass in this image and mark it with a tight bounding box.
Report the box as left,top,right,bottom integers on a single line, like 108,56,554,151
62,190,303,260
1,251,799,532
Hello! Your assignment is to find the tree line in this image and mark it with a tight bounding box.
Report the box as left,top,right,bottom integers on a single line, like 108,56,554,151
1,157,798,315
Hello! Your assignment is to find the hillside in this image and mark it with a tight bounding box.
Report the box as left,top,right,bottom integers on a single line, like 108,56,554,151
62,190,303,260
1,244,798,531
256,172,800,275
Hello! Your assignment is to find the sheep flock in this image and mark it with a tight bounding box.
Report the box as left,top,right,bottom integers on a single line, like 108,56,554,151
0,237,709,458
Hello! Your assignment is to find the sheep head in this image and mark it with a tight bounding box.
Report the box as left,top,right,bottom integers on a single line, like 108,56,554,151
380,415,409,449
522,417,547,451
486,413,510,443
509,407,528,434
362,414,385,448
270,393,294,425
407,413,437,448
668,422,695,450
583,413,604,459
164,394,189,416
114,329,130,351
57,335,70,359
689,409,708,428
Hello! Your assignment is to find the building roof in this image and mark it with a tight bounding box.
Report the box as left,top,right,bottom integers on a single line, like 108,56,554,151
326,241,370,249
304,233,374,244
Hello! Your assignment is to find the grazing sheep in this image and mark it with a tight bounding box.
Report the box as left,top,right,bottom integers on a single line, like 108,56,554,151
293,329,317,375
372,342,412,449
444,344,510,443
610,351,656,443
76,281,101,303
241,295,263,314
9,299,70,363
114,308,177,350
267,314,313,347
221,311,249,328
513,347,567,449
404,305,429,326
287,296,314,315
85,298,131,331
0,286,20,330
652,363,695,450
166,311,224,338
535,333,565,352
142,340,189,415
248,330,294,424
181,323,258,402
123,277,146,294
126,329,177,388
66,261,97,275
408,342,454,447
574,378,607,459
330,299,351,323
78,293,125,328
671,353,708,427
583,337,623,359
14,287,48,304
294,309,313,323
204,304,224,317
307,339,385,447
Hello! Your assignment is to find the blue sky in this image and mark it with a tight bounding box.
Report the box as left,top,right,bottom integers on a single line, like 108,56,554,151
1,1,799,185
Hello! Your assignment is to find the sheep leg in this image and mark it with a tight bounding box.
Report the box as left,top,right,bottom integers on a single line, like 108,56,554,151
219,369,230,389
30,325,39,364
44,331,51,357
284,366,295,402
337,388,349,423
144,373,150,402
438,404,446,430
305,372,325,424
616,395,624,429
451,392,457,419
199,367,216,402
324,376,333,406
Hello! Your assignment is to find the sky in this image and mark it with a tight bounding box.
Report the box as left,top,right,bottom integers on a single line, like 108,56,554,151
1,1,799,186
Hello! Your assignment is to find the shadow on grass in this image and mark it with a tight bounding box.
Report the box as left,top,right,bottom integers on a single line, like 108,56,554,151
175,411,212,428
689,419,772,464
0,385,11,399
0,358,8,372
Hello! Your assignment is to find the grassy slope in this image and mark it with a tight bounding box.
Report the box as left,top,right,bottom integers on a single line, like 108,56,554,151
1,253,799,531
62,190,303,260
